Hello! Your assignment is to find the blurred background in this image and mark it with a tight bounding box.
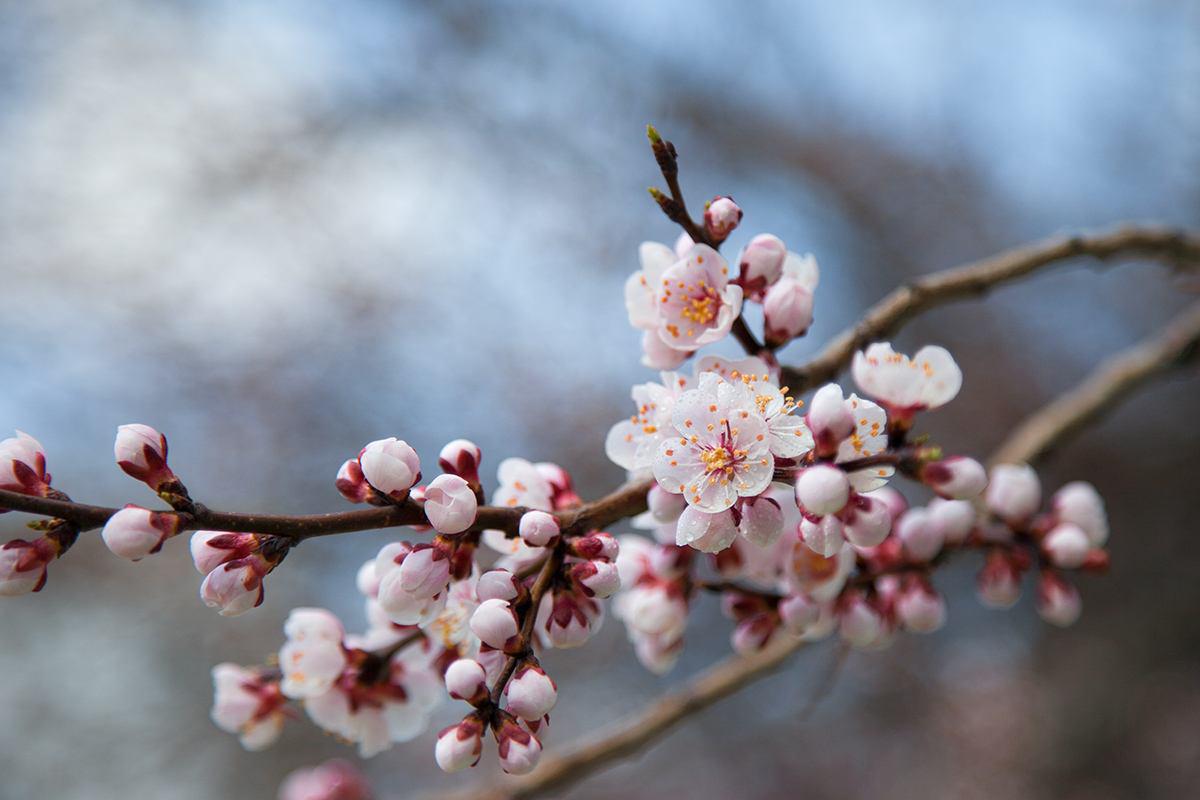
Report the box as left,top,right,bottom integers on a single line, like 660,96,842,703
1,1,1198,798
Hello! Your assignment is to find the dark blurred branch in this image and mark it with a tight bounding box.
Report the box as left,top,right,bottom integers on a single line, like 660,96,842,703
781,225,1200,392
454,294,1200,800
989,300,1200,467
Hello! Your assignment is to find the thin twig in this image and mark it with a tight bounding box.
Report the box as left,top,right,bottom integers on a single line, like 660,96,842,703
781,225,1200,392
455,299,1200,800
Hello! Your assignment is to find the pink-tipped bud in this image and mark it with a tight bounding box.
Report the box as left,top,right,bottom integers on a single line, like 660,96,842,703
0,537,56,596
435,715,484,773
1036,572,1082,627
200,553,274,616
806,385,855,457
0,430,49,496
335,459,370,503
896,580,946,633
895,508,945,562
977,551,1022,608
927,498,975,545
921,456,987,500
569,532,619,561
101,505,182,561
469,598,520,650
518,510,559,547
190,531,259,575
795,465,850,517
113,424,175,491
423,474,477,535
505,662,558,721
778,593,821,635
737,495,784,547
704,196,742,243
494,713,542,775
841,493,892,548
839,595,888,649
1052,481,1108,547
358,438,421,500
731,613,777,655
477,569,521,603
1042,523,1090,569
398,544,451,600
537,589,600,649
444,658,489,704
438,439,482,485
736,234,786,299
763,277,815,346
570,559,621,598
648,484,686,524
986,464,1041,526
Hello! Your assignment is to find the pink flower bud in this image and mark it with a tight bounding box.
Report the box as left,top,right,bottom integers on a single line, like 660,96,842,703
0,430,48,495
422,474,477,535
201,556,270,617
736,234,786,299
1042,523,1090,569
438,439,482,485
763,277,814,346
435,715,484,773
570,559,621,598
278,759,372,800
0,537,55,595
839,595,887,649
977,551,1022,608
537,589,600,649
927,498,975,544
1053,481,1108,547
358,438,420,500
806,385,855,456
737,495,784,547
921,456,987,500
190,531,258,575
505,663,558,720
896,580,946,633
518,510,559,547
101,505,182,561
778,593,820,635
494,714,542,775
469,598,520,650
398,545,450,599
986,464,1041,525
113,424,175,490
569,532,619,561
477,569,520,602
795,465,850,516
335,459,370,504
841,493,892,548
866,486,908,522
1036,572,1081,627
444,658,488,704
704,196,742,243
895,508,945,562
731,613,777,655
799,514,844,557
648,484,686,524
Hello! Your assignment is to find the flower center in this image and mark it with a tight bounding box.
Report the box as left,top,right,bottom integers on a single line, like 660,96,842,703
680,281,719,326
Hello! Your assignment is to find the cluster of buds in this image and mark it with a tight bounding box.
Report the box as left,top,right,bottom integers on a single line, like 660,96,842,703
191,531,290,616
0,431,78,595
613,535,692,673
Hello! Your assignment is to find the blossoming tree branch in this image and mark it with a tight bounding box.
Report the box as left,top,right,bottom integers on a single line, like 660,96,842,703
2,127,1199,799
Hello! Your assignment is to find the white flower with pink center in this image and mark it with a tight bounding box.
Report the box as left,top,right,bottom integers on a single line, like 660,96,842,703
652,375,773,513
210,663,288,751
279,608,348,699
851,342,962,420
604,371,693,474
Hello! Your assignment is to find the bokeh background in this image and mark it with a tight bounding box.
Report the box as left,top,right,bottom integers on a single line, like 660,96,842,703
2,1,1198,798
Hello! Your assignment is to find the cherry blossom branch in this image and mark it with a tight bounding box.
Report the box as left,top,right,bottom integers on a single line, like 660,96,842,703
454,302,1200,800
989,299,1200,467
780,225,1200,392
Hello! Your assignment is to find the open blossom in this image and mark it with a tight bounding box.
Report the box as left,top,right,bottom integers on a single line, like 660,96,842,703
101,505,182,561
626,242,743,355
0,430,49,495
851,343,962,421
358,438,421,500
278,760,373,800
763,253,819,346
210,664,289,751
113,424,176,491
652,375,773,513
422,474,477,534
808,385,894,492
279,608,348,698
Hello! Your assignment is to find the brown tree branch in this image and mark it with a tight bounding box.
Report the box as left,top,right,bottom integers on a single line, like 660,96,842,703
455,297,1200,800
781,225,1200,392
